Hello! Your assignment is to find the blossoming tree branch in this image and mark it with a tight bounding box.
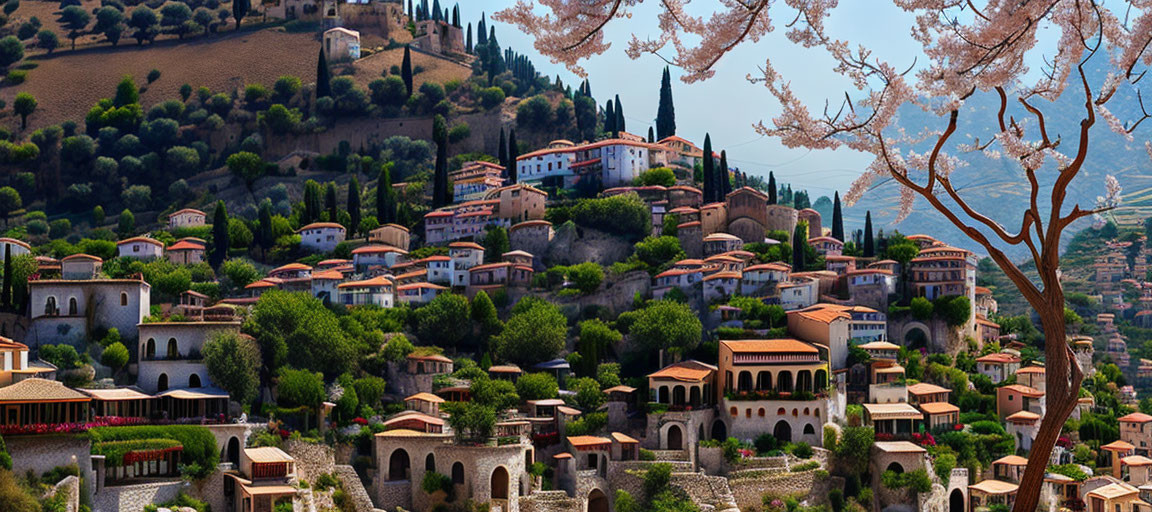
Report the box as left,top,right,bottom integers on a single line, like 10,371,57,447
496,0,1148,510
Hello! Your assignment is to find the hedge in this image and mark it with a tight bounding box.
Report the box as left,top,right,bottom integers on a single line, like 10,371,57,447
92,439,183,466
87,426,218,478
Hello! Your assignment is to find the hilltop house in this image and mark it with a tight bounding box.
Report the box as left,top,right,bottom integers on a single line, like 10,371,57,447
117,237,164,260
168,208,206,229
297,222,346,253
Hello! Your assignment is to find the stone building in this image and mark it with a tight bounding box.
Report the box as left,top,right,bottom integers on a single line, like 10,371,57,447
369,223,411,250
716,339,830,445
725,187,771,243
323,27,360,62
509,220,554,264
136,321,242,393
797,208,822,238
28,277,151,347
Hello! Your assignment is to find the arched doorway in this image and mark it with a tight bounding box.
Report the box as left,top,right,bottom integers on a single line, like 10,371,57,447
388,449,410,481
673,386,686,406
45,296,56,315
777,371,793,393
226,437,240,464
189,374,202,388
711,420,727,441
949,489,964,512
426,453,436,473
588,489,608,512
797,371,812,393
773,420,792,443
451,462,465,484
757,371,771,391
804,424,815,435
157,373,168,392
68,297,77,315
491,466,509,500
667,424,683,450
738,371,753,392
886,462,904,474
689,387,701,406
166,338,178,359
905,326,929,350
658,386,669,403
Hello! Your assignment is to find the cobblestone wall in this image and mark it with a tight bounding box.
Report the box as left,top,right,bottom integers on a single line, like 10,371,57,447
48,475,81,512
6,434,94,505
92,480,185,512
728,469,831,512
284,438,336,484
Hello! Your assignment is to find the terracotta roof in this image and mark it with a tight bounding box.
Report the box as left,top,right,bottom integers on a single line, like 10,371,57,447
863,403,922,420
1006,411,1041,423
312,270,345,280
611,432,639,444
703,271,742,281
1123,455,1152,467
337,276,394,289
487,365,522,374
976,353,1020,364
449,242,485,251
648,360,716,382
117,236,165,247
553,453,573,459
919,402,959,415
722,339,819,354
80,388,152,401
790,305,851,324
382,411,444,427
352,245,405,255
510,220,553,231
906,383,951,396
1120,412,1152,423
407,353,452,363
994,455,1029,466
1087,483,1139,500
0,378,90,402
858,341,900,351
374,429,428,438
169,208,206,218
745,263,790,272
1102,440,1136,451
603,385,636,394
999,384,1044,397
62,253,102,262
1016,366,1045,374
567,435,612,448
245,280,277,289
405,392,445,404
0,237,30,250
0,336,28,350
271,263,312,273
297,222,345,232
557,406,582,416
167,241,205,251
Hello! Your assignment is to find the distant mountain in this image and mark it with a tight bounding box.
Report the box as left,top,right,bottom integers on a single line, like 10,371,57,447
846,58,1150,261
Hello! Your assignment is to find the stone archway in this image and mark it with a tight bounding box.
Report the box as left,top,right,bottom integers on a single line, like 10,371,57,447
157,373,168,392
388,449,410,481
588,489,608,512
774,420,792,443
887,462,905,474
491,466,510,500
900,321,933,350
711,419,727,441
950,488,964,512
226,436,240,465
667,424,683,450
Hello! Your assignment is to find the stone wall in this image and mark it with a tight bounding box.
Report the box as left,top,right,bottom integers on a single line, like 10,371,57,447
92,480,185,512
519,490,583,512
6,434,94,504
728,469,833,512
284,438,336,485
545,224,635,268
335,464,379,512
48,475,81,512
187,466,228,512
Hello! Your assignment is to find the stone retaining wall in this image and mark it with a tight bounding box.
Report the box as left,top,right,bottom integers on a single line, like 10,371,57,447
729,469,833,512
284,438,336,484
335,464,379,512
6,434,94,505
92,480,185,512
49,475,81,512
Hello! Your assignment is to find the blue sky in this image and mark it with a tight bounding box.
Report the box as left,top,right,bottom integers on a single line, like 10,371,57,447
464,1,924,201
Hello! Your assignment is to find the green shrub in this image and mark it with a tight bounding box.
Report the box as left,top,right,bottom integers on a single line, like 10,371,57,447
639,448,656,461
791,442,813,459
313,472,340,491
422,471,452,495
87,426,218,479
791,460,820,472
5,70,25,84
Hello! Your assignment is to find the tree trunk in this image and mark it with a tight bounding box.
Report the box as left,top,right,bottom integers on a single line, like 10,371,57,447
1013,296,1082,512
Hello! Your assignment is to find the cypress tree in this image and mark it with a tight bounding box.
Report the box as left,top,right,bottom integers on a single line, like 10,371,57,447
656,66,676,139
324,182,338,221
498,127,508,170
719,150,730,198
863,211,875,257
831,191,844,242
584,79,592,98
258,199,273,257
507,129,519,184
432,115,449,207
452,4,459,27
792,222,807,271
407,0,412,17
647,126,654,143
377,163,396,224
2,245,10,309
431,0,440,21
316,47,331,99
604,101,615,136
401,46,414,97
702,134,715,202
465,22,472,53
767,171,777,204
210,201,229,268
348,176,361,237
477,13,487,46
232,0,249,29
613,94,624,136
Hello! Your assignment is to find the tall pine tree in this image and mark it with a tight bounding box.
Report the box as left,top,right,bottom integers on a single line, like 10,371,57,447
432,115,449,208
507,129,519,184
377,163,396,224
348,177,361,237
863,211,875,257
831,192,844,242
316,47,331,98
613,95,624,136
767,171,777,204
210,201,229,267
656,66,676,139
401,46,413,97
647,126,655,143
702,134,715,202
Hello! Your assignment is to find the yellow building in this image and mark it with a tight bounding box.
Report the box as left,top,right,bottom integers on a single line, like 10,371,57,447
718,339,829,401
1086,482,1152,512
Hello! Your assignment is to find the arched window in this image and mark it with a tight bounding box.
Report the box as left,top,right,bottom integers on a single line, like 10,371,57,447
804,424,816,435
425,453,436,473
388,449,411,481
758,408,765,417
157,373,169,392
145,339,155,360
68,297,77,316
189,374,202,388
729,407,737,417
451,462,464,484
166,338,178,359
45,296,56,316
120,292,128,306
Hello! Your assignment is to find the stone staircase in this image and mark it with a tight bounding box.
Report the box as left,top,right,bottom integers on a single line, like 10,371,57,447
651,449,691,462
670,471,739,512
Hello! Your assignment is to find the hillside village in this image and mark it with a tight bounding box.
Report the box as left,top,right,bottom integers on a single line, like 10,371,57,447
0,1,1144,512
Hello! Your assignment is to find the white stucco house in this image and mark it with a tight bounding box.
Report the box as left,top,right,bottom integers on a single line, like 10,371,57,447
298,222,347,254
